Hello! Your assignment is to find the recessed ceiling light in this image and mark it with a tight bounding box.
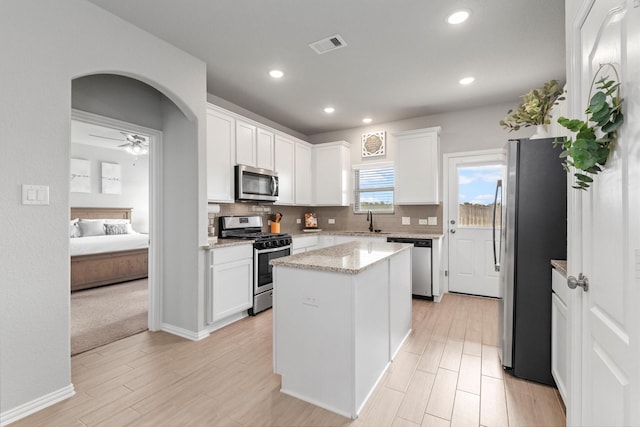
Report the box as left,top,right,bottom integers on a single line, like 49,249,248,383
269,69,284,79
362,118,373,124
323,107,335,114
447,10,470,25
459,76,475,85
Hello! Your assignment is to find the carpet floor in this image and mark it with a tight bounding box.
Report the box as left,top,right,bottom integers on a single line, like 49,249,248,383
71,279,148,355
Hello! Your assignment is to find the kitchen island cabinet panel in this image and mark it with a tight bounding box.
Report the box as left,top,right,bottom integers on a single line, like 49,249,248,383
273,241,412,418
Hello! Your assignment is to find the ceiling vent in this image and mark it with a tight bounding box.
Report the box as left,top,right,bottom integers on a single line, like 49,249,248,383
309,34,347,55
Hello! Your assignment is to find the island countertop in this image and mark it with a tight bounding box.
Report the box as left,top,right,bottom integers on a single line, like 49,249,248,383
271,241,413,275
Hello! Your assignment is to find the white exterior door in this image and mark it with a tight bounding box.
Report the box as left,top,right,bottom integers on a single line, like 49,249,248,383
567,0,640,425
446,152,504,298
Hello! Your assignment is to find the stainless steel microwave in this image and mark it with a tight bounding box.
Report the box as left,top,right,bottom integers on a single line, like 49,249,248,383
235,164,279,202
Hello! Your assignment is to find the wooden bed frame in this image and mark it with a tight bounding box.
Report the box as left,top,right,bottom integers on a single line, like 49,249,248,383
70,207,148,292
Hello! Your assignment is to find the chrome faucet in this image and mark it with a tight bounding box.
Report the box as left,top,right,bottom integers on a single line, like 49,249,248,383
366,210,374,232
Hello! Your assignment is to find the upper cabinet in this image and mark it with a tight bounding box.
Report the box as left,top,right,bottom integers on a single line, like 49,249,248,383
236,120,274,170
235,120,256,167
394,127,441,204
274,134,295,205
314,141,351,206
294,141,313,205
256,128,274,170
207,102,314,206
206,105,235,203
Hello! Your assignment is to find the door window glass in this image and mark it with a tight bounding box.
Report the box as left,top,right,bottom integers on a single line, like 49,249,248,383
458,165,504,228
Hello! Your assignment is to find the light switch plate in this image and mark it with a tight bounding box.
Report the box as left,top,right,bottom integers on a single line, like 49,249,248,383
296,218,301,224
428,217,438,225
418,219,428,225
402,217,411,225
22,184,49,205
328,218,336,224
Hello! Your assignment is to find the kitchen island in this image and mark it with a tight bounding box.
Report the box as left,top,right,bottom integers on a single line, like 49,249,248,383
271,241,413,418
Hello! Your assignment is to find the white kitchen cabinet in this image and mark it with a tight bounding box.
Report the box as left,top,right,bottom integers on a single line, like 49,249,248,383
274,135,294,205
206,105,235,203
235,120,257,167
394,127,441,204
294,141,313,205
551,266,568,405
291,235,319,254
256,128,274,170
236,120,275,171
313,141,351,206
207,244,253,326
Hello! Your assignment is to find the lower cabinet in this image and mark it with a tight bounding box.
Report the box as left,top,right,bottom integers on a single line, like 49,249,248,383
291,235,319,254
207,244,253,325
551,267,568,405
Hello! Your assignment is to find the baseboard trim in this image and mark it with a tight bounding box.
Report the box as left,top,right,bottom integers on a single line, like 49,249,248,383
0,384,75,426
207,311,248,333
160,323,209,341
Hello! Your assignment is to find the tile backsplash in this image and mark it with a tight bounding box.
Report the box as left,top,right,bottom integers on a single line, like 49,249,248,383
209,202,443,235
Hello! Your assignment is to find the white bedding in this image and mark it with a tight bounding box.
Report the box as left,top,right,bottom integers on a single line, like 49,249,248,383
70,233,149,256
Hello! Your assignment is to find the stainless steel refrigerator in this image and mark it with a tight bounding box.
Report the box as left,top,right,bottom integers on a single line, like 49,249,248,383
494,138,567,386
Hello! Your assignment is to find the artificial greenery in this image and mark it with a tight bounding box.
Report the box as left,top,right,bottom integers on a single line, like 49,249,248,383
555,64,624,190
500,80,565,131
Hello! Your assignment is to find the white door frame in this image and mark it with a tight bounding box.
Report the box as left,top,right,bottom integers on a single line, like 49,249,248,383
442,149,505,295
71,109,163,331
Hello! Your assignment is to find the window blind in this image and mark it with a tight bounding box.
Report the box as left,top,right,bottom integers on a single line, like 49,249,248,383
354,165,395,213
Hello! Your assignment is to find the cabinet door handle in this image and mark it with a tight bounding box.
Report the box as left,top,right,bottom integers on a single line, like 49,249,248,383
567,273,589,292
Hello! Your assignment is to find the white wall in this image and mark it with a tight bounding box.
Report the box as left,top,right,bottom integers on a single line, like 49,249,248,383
73,74,164,131
308,101,534,158
0,0,206,420
70,143,150,233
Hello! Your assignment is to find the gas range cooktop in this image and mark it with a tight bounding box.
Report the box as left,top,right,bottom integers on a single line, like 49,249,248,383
218,216,291,249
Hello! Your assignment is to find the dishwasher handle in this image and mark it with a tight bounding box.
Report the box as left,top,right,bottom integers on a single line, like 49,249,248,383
386,237,432,247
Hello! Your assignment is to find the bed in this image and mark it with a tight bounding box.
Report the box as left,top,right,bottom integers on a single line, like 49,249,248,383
70,207,148,292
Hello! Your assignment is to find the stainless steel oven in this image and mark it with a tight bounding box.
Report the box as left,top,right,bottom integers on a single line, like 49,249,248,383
252,243,290,315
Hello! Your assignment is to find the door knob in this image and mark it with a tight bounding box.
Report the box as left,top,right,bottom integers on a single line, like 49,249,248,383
450,229,456,234
567,273,589,292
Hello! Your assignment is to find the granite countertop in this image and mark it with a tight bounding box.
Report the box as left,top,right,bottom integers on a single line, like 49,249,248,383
203,230,444,249
271,241,413,275
291,231,444,239
551,259,567,276
203,238,254,249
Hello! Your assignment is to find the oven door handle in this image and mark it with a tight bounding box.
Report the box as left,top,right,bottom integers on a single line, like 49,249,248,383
255,245,291,254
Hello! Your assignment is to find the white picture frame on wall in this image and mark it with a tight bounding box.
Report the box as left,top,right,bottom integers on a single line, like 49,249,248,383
101,162,121,194
70,158,91,193
362,131,386,158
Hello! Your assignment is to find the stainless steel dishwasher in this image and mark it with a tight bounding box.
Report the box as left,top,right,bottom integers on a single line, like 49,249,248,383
387,237,432,298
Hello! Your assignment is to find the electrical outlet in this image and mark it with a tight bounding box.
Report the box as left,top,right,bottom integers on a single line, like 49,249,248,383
418,219,428,225
328,218,336,224
296,218,301,224
402,217,411,225
428,217,438,225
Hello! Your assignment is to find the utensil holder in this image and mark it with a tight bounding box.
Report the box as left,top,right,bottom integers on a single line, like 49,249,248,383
270,222,281,233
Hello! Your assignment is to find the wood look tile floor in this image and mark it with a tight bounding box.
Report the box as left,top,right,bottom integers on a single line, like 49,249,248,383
14,293,566,427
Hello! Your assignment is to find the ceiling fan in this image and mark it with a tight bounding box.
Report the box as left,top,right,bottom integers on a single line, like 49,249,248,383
117,133,149,155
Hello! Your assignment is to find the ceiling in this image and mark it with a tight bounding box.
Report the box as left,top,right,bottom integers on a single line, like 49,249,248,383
86,0,566,136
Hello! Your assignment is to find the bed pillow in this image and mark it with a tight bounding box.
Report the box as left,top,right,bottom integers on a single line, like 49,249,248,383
104,223,131,235
78,219,106,237
69,218,81,238
104,219,130,225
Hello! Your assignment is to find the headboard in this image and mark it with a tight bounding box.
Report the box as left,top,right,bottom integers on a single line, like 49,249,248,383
71,207,132,221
